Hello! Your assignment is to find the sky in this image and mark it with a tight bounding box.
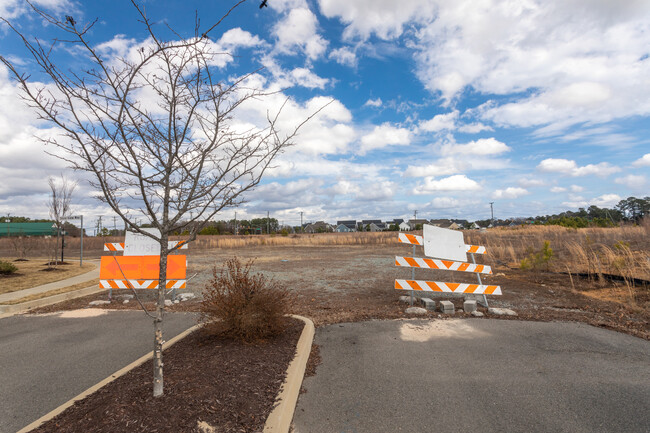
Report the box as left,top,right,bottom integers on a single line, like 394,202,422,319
0,0,649,230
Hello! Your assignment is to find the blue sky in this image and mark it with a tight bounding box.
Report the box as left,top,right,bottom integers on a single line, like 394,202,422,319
1,0,649,229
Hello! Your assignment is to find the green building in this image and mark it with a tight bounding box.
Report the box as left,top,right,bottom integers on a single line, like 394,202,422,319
0,222,57,237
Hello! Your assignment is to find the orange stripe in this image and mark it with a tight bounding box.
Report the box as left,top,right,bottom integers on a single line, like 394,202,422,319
485,285,497,295
475,265,484,273
147,281,157,289
446,283,459,292
106,244,116,251
405,257,419,267
467,245,477,253
178,282,186,288
108,280,119,289
425,281,441,292
441,260,453,269
465,284,478,293
407,280,422,291
423,258,438,269
458,262,470,271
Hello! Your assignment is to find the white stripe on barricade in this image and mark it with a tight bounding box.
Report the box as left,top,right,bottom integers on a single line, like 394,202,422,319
395,256,492,274
394,279,501,295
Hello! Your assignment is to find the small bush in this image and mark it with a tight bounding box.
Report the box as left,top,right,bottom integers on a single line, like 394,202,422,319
520,240,554,271
199,257,293,342
0,260,18,275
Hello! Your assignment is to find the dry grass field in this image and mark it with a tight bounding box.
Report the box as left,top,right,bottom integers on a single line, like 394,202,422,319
23,221,649,339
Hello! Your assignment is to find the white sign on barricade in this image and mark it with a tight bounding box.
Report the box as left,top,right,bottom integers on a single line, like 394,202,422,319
124,228,162,256
396,224,502,308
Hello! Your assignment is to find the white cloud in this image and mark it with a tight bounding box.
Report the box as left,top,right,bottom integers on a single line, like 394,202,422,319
359,123,411,154
550,187,567,193
413,175,481,194
492,187,529,199
632,153,650,167
218,28,264,50
364,98,383,108
392,0,650,132
318,0,433,40
273,8,328,60
428,197,461,209
537,158,620,177
570,185,584,193
615,174,646,188
457,122,493,134
563,194,622,209
290,68,329,89
329,47,357,67
0,0,72,19
518,178,545,188
420,110,458,132
404,157,464,177
440,137,510,156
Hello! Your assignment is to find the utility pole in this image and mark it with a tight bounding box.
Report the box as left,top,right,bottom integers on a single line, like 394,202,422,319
489,202,494,224
300,211,303,233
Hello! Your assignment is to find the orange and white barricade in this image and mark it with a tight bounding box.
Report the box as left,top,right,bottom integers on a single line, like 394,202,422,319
100,229,188,299
396,224,501,307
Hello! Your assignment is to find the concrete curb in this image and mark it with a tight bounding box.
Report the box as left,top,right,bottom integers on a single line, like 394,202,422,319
0,284,105,318
17,323,201,433
264,314,316,433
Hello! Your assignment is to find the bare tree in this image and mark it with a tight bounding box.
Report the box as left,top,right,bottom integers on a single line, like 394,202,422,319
1,1,322,396
48,175,77,266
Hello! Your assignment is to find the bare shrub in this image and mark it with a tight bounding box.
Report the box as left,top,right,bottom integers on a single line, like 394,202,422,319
199,258,294,342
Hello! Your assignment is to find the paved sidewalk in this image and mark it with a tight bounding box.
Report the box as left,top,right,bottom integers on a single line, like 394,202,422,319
0,261,100,304
294,319,650,433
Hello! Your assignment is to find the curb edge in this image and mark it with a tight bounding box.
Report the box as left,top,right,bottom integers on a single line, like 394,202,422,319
263,314,316,433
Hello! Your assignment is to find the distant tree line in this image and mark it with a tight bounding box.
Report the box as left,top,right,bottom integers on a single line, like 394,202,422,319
478,196,649,229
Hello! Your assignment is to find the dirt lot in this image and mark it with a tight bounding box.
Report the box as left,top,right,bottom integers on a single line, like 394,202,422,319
31,242,650,340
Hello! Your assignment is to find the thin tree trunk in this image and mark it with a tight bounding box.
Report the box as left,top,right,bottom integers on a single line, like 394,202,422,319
153,233,168,397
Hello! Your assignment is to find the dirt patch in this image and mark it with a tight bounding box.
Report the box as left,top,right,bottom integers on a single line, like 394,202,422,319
28,244,650,340
32,318,303,433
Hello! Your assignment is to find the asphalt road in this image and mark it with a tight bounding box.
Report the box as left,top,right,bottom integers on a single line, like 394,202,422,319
0,310,197,433
293,319,650,433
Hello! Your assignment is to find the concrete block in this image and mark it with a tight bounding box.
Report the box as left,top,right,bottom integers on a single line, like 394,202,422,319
419,297,436,311
463,299,477,313
439,300,455,314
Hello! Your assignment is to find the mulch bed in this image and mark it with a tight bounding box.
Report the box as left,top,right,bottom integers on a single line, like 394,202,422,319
32,318,304,433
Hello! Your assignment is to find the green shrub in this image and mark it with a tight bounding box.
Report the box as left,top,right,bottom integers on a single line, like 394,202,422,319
520,240,554,271
0,260,18,275
199,257,293,342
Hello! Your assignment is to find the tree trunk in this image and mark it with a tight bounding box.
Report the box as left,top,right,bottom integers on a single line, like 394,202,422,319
153,233,168,397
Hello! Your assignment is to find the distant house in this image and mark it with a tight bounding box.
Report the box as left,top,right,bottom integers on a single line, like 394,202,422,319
429,219,461,230
336,220,357,232
368,223,386,232
468,222,481,230
303,221,333,233
408,219,429,230
399,221,411,231
359,220,382,231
